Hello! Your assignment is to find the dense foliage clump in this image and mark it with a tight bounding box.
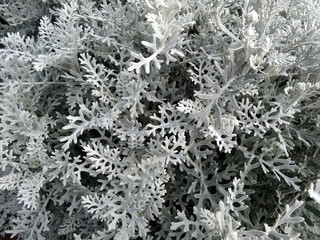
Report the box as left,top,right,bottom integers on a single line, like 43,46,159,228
0,0,320,239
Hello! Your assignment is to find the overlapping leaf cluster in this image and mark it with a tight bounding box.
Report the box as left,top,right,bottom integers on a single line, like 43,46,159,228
0,0,320,239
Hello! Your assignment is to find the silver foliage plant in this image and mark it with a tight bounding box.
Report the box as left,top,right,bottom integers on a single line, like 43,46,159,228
0,0,320,239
